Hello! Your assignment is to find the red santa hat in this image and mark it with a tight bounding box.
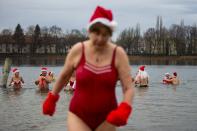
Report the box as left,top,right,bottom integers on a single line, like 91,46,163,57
87,6,117,31
139,65,145,71
12,68,19,74
41,67,48,72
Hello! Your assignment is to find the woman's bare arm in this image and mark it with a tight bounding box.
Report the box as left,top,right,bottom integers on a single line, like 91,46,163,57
21,77,24,83
9,78,13,86
115,47,135,105
51,43,82,95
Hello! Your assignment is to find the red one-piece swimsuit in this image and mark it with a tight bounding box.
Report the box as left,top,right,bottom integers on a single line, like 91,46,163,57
69,43,118,130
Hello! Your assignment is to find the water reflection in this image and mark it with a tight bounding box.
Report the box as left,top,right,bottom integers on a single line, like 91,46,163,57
1,87,25,96
135,87,149,97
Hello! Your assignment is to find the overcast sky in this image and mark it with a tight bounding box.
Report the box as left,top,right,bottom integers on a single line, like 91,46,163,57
0,0,197,38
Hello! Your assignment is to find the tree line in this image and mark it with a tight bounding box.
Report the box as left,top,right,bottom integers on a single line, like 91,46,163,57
0,24,88,54
0,16,197,56
117,16,197,55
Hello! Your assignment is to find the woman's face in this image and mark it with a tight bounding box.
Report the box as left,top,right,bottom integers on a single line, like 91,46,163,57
42,71,47,76
166,75,170,78
89,23,111,46
15,72,19,77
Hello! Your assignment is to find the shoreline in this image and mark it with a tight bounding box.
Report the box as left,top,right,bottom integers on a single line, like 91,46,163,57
128,55,197,65
0,54,197,65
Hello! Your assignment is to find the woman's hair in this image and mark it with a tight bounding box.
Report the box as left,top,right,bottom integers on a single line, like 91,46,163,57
89,22,112,36
173,72,177,76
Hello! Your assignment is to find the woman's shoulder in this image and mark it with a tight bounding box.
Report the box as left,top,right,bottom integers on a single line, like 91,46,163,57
111,43,127,57
69,41,88,56
66,41,87,67
70,42,83,52
110,43,128,67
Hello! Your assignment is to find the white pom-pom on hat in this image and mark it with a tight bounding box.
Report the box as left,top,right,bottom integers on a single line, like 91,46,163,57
41,67,48,72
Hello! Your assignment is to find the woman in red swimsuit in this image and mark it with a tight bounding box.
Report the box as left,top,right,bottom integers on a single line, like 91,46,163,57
9,68,24,90
42,6,135,131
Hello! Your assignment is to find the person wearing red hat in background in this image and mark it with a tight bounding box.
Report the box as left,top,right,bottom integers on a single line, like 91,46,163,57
35,67,50,91
162,72,172,84
9,68,24,90
64,71,76,92
135,65,149,87
162,72,173,84
42,6,134,131
162,72,180,85
47,71,56,83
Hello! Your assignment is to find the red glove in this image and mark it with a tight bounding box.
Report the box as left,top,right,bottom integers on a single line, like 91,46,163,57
106,102,132,126
42,92,59,116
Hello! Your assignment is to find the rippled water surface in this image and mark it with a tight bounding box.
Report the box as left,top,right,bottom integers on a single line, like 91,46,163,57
0,65,197,131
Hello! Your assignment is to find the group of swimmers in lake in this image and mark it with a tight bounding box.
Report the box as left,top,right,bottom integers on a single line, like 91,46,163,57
162,72,180,85
8,65,180,91
133,65,180,87
8,67,77,91
8,67,55,91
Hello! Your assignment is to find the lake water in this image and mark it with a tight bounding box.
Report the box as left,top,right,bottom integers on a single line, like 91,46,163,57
0,65,197,131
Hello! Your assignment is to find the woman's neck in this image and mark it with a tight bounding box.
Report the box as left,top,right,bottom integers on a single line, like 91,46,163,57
14,75,19,78
89,41,109,53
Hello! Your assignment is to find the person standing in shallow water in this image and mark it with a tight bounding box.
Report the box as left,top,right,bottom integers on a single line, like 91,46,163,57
64,71,76,92
162,72,173,84
162,72,180,85
172,72,180,85
135,65,149,87
42,6,135,131
9,68,24,90
35,67,50,91
47,71,55,83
